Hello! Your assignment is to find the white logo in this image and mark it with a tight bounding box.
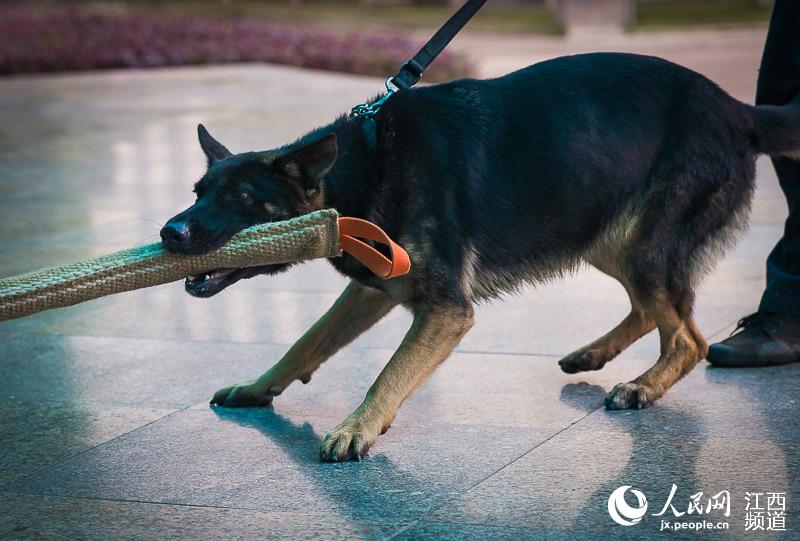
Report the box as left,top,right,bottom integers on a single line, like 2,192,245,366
608,485,649,526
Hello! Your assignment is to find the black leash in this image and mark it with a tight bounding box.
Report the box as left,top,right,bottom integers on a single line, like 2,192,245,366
350,0,488,118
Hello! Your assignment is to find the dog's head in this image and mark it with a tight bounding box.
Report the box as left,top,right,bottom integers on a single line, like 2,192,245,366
161,124,337,297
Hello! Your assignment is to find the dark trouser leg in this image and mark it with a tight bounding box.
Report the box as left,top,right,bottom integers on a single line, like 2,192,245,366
757,0,800,317
760,158,800,316
707,2,800,366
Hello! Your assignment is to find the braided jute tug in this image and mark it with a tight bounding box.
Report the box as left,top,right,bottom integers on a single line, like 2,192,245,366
0,209,410,323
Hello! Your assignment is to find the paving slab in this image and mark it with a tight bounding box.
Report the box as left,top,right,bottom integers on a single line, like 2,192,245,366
0,402,172,486
2,349,599,515
0,492,405,541
415,361,800,540
0,333,289,409
3,407,553,521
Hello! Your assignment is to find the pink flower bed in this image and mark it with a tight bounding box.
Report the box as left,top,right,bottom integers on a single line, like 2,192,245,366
0,6,473,80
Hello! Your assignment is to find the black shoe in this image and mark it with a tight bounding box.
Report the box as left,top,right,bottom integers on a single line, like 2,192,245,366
707,312,800,367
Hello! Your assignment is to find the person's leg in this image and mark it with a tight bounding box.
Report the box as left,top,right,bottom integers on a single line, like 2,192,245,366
760,155,800,316
707,0,800,367
758,0,800,316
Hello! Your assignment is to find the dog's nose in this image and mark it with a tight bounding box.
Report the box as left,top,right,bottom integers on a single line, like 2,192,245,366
160,222,190,248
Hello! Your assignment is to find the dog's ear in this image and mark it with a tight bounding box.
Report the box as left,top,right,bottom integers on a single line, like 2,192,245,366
197,124,233,166
273,133,337,196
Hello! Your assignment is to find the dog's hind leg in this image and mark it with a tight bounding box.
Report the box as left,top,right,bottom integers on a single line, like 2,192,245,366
319,303,474,461
559,289,655,374
211,281,397,407
605,291,707,410
560,253,656,374
602,154,751,409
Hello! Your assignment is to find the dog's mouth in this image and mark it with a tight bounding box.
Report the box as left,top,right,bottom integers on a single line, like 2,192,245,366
185,268,243,298
184,263,293,298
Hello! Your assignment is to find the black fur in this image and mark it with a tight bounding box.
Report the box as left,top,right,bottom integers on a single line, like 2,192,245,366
752,95,800,156
163,52,796,313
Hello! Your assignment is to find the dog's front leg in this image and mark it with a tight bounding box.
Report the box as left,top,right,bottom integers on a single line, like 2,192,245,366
319,304,474,461
211,281,396,407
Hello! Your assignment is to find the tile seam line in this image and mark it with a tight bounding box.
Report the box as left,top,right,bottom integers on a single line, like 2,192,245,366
13,325,738,359
0,490,268,514
0,404,192,494
5,330,565,358
383,406,603,541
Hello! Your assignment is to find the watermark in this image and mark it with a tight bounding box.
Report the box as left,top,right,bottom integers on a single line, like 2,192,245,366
606,484,787,533
745,492,787,532
608,486,648,526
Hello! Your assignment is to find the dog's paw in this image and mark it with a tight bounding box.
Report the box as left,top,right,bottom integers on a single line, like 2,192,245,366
319,420,378,462
559,348,610,374
604,382,657,410
210,381,282,408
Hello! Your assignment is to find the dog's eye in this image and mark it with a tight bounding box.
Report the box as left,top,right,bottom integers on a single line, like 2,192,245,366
226,192,250,202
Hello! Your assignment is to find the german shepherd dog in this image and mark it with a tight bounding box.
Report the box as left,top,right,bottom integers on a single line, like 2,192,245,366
161,53,800,461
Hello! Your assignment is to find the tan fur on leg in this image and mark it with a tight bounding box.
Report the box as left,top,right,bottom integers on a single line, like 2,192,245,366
320,305,474,461
559,300,655,373
559,264,656,373
211,281,397,407
606,297,705,410
684,316,709,359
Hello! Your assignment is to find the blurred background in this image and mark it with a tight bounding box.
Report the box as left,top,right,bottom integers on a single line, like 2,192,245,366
0,0,773,82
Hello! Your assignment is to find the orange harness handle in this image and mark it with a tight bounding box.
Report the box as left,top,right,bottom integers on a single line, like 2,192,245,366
337,217,411,279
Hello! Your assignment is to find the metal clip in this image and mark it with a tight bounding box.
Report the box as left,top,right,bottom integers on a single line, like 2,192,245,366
350,77,400,119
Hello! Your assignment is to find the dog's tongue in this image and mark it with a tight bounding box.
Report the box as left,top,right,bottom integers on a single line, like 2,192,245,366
184,268,237,297
187,268,233,283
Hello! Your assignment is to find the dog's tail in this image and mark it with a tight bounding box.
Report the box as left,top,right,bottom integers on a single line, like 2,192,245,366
750,96,800,159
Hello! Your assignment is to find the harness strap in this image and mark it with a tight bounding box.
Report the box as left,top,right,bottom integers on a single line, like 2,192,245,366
390,0,488,90
342,3,487,271
350,0,486,118
338,217,411,279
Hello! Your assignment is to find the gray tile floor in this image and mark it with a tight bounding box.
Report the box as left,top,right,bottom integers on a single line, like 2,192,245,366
0,59,797,540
